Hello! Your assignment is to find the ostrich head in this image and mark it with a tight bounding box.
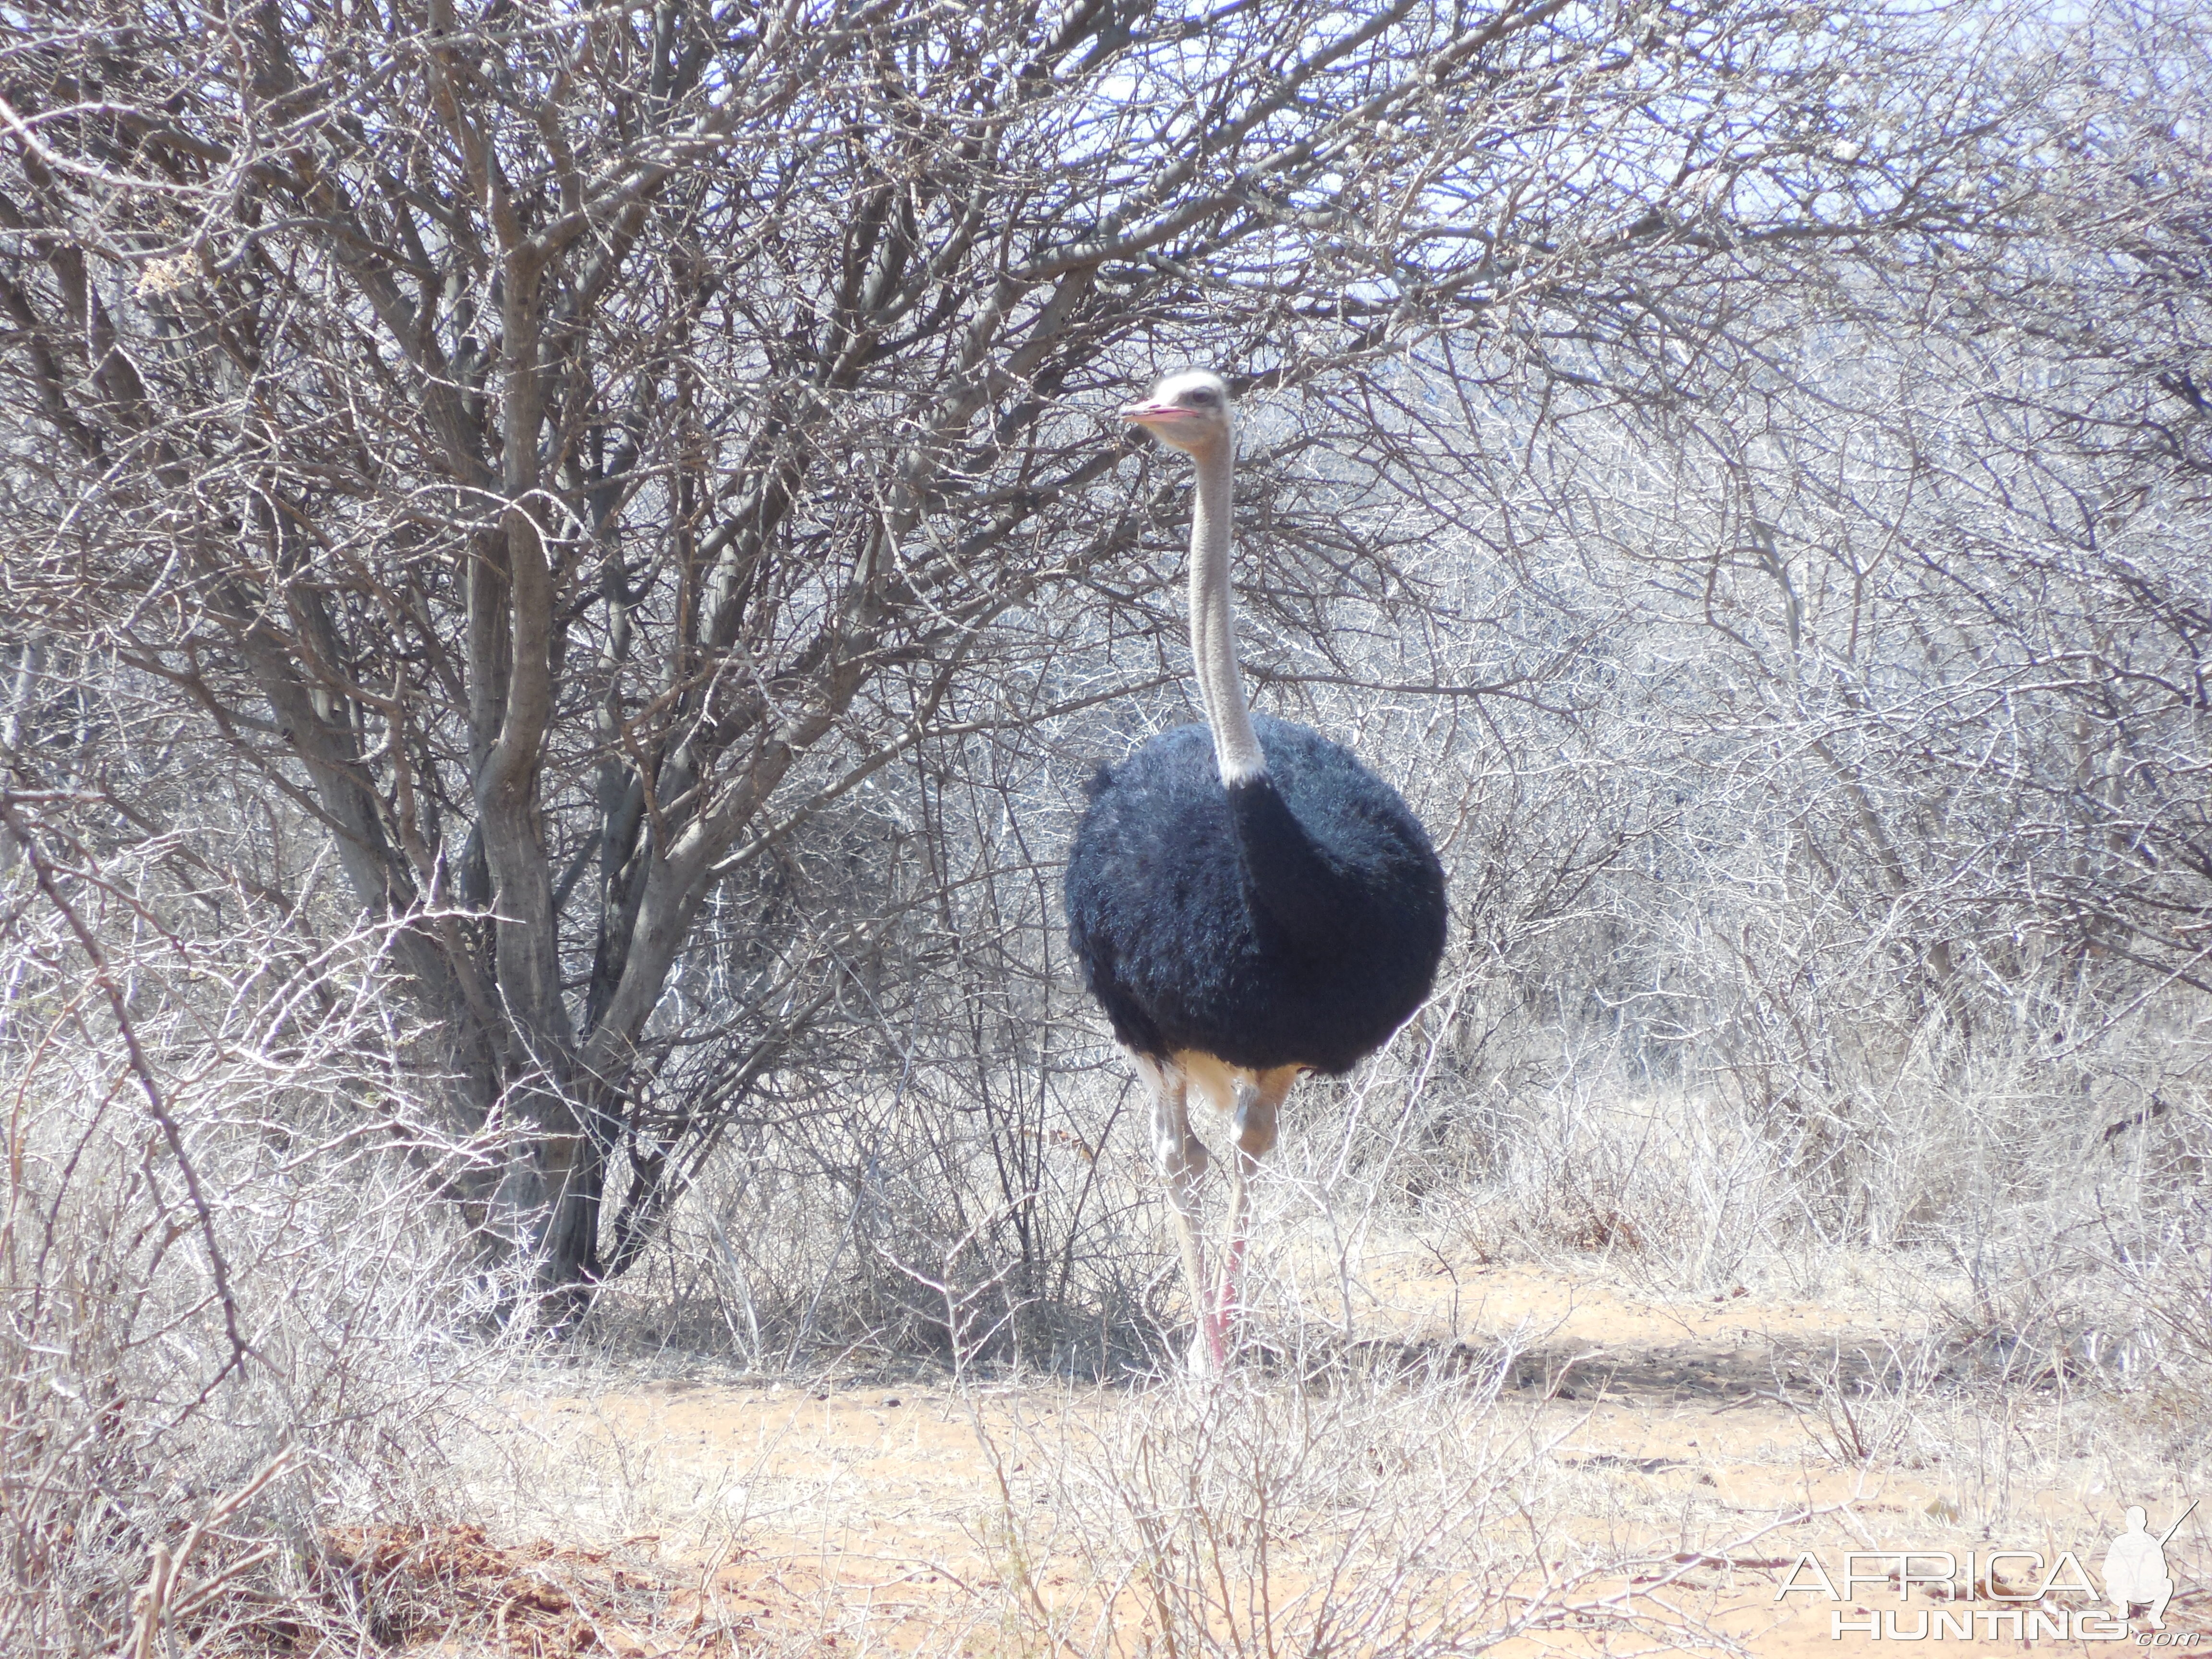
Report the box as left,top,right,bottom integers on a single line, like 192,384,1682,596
1121,369,1233,455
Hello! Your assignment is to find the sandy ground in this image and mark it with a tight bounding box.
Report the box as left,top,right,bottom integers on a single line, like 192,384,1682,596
446,1248,2207,1657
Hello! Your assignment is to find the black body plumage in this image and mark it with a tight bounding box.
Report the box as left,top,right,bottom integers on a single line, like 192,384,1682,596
1065,713,1448,1076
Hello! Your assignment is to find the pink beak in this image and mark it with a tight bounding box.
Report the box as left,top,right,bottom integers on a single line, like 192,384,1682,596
1120,399,1195,427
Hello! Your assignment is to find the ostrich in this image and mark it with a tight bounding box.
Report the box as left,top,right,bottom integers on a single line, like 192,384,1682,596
1065,370,1449,1371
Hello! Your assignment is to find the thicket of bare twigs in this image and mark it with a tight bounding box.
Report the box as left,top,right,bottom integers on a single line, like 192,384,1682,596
2,0,2208,1649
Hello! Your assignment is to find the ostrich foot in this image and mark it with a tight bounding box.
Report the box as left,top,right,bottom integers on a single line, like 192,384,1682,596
1187,1332,1218,1376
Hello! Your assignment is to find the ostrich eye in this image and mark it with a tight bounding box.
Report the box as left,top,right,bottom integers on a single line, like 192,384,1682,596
1187,390,1216,407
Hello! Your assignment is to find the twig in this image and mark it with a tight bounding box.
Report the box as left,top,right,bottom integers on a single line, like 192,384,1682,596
0,794,252,1388
126,1448,297,1659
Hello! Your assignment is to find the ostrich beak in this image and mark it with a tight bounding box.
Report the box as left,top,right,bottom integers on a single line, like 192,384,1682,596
1120,399,1194,428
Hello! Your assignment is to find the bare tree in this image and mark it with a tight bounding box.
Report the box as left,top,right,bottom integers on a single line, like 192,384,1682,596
0,0,2025,1298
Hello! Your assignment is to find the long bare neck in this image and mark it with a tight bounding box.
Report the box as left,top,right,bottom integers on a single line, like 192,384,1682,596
1189,436,1264,784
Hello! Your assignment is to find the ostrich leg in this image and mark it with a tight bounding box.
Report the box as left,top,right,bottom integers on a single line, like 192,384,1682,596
1216,1068,1295,1349
1139,1055,1221,1370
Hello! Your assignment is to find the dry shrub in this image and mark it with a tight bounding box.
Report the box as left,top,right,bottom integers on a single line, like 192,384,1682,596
0,825,518,1657
973,1354,1785,1659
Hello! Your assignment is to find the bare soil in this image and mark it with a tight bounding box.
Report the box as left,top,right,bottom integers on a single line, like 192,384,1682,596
421,1249,2207,1656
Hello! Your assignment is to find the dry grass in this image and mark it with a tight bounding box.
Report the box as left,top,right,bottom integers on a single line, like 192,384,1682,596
396,1226,2212,1657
